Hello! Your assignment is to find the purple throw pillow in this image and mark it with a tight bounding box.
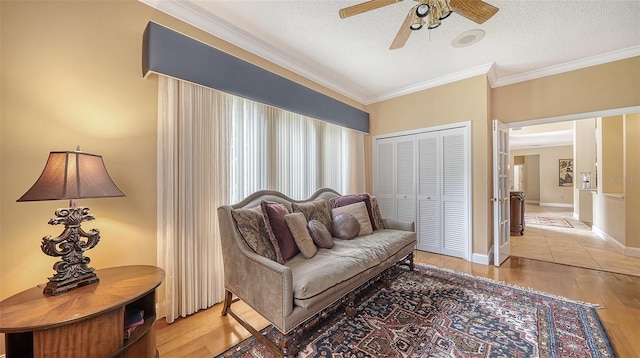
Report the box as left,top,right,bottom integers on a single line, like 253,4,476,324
261,201,299,263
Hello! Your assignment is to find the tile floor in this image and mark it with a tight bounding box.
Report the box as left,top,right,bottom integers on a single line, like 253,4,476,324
510,204,640,277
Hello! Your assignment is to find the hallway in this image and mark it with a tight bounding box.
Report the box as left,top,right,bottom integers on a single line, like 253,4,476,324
510,204,640,277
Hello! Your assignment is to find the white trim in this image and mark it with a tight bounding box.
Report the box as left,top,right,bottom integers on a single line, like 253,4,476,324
592,226,640,258
525,200,540,205
372,120,471,141
473,252,491,265
138,0,368,104
138,2,640,107
539,202,574,208
503,106,640,128
365,63,494,104
625,246,640,258
493,46,640,88
592,225,625,254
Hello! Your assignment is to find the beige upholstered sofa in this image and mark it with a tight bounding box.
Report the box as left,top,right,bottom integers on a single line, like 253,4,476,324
217,188,416,356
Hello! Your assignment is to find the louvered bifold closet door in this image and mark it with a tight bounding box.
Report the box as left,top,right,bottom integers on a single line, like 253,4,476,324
417,132,440,252
395,136,416,223
375,138,396,219
441,127,468,259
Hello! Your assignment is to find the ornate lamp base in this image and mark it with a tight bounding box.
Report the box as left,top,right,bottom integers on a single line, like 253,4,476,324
43,272,99,296
41,206,101,296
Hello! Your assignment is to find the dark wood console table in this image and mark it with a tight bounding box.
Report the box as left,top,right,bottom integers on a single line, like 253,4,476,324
0,265,164,358
510,191,525,235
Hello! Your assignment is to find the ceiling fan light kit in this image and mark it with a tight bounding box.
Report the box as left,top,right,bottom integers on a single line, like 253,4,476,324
339,0,498,49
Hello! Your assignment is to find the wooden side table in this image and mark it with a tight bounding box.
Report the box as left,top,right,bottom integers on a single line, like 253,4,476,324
0,265,164,358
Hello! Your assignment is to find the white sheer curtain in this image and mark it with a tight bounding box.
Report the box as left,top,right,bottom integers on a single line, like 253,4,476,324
157,76,366,322
230,96,366,202
157,76,230,323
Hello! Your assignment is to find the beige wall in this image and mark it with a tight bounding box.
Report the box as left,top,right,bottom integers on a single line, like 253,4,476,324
624,113,640,249
510,146,574,206
600,116,625,194
2,3,639,351
524,155,540,202
365,75,492,256
0,0,362,301
492,57,640,123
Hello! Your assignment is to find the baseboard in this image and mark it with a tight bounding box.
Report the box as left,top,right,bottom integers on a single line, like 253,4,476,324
592,225,628,256
625,246,640,258
473,252,491,265
525,200,540,205
539,202,574,208
573,212,579,220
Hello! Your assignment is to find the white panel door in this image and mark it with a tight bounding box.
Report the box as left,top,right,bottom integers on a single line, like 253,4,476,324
493,119,511,266
395,136,416,223
374,138,396,219
416,132,440,252
441,128,468,259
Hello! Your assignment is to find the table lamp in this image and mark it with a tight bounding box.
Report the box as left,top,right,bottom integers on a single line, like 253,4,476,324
17,147,125,296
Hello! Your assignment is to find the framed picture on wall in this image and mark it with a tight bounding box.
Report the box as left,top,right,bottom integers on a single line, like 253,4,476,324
559,159,573,187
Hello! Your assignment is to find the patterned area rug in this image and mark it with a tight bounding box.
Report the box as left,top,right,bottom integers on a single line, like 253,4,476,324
216,264,614,357
525,216,574,228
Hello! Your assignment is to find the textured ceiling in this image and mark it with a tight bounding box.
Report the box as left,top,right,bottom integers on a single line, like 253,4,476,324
141,0,640,105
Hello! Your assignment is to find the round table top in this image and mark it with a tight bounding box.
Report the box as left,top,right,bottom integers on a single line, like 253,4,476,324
0,265,165,333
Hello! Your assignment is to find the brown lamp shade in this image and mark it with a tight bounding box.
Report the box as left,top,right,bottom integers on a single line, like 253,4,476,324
17,151,125,202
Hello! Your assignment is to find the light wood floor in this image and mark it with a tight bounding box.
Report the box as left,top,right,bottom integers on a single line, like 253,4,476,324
156,251,640,358
512,204,640,277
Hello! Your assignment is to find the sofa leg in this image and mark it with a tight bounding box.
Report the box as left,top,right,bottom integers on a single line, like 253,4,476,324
221,289,233,316
345,293,357,318
406,252,415,271
382,269,392,289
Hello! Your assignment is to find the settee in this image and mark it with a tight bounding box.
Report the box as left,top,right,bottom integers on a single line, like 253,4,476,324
217,188,416,356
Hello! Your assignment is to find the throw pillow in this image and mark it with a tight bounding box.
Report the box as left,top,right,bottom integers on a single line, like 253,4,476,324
331,213,360,240
307,219,333,249
330,193,377,230
291,199,333,234
284,213,318,259
231,206,277,261
261,201,299,264
331,201,373,236
370,196,385,230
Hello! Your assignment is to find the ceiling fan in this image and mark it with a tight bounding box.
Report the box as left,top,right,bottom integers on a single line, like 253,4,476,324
339,0,499,50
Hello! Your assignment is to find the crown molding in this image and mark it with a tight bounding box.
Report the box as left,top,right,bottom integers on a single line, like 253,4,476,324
138,0,368,104
492,46,640,88
139,1,639,106
364,63,495,104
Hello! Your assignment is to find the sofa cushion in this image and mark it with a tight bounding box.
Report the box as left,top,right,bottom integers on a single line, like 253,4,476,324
330,193,377,230
261,201,299,263
231,206,277,261
331,213,360,240
370,196,385,230
307,219,333,249
331,202,373,236
285,213,317,259
292,199,333,234
286,229,416,308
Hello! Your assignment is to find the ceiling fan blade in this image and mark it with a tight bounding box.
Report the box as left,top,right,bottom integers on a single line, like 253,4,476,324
389,7,416,50
339,0,401,19
449,0,499,24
